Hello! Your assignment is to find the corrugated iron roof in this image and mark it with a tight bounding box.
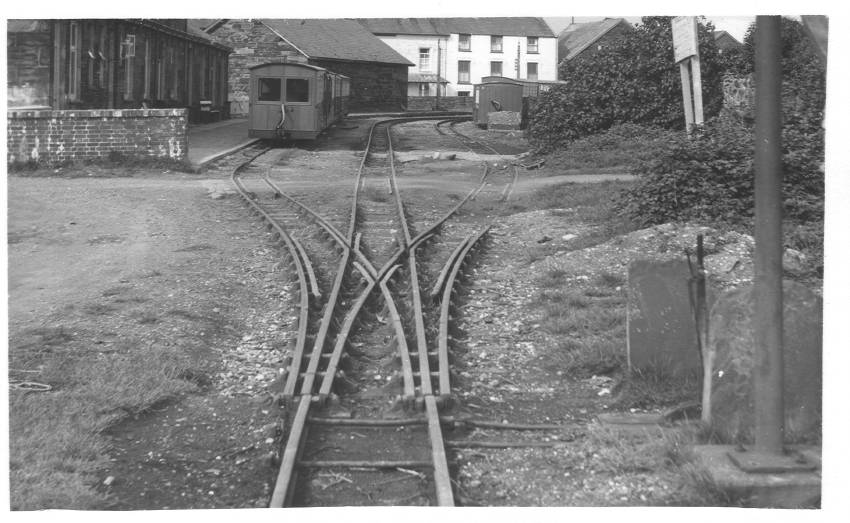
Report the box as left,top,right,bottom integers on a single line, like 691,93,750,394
358,18,554,38
7,19,49,32
409,73,448,83
558,18,632,61
261,19,413,65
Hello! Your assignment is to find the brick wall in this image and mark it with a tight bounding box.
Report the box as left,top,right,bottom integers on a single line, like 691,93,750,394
7,108,188,165
406,96,474,112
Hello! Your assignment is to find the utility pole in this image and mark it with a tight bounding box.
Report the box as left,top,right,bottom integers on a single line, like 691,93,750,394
516,41,521,79
436,38,442,110
752,14,785,456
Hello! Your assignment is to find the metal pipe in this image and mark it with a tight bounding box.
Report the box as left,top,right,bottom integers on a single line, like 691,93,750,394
753,15,785,455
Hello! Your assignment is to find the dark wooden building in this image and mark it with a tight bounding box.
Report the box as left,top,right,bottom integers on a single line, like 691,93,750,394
557,18,634,70
7,19,231,121
189,19,412,115
713,30,744,54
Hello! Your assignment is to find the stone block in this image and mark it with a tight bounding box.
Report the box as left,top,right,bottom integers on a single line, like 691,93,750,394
691,444,820,508
709,280,822,443
627,258,702,376
487,110,521,130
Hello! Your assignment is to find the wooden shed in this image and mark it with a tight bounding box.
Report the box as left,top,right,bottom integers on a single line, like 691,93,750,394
472,76,523,127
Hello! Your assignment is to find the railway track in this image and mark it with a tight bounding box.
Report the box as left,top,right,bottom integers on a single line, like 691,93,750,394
230,117,517,506
435,118,519,202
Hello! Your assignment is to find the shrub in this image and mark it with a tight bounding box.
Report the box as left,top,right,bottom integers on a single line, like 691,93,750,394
617,18,825,234
527,17,725,150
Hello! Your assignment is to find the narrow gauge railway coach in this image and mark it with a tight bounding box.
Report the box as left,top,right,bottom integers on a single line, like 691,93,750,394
249,62,349,140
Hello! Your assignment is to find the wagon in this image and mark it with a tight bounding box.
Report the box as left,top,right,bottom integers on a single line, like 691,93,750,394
249,62,347,140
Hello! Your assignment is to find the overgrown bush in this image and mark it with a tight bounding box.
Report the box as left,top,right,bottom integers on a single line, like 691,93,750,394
617,18,825,274
527,17,725,150
617,118,756,225
541,123,679,172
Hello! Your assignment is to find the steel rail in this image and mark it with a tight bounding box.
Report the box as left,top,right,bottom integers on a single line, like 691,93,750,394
382,120,433,398
384,119,454,506
270,118,437,507
231,160,313,400
297,247,351,396
437,226,490,398
262,174,377,279
379,265,416,402
429,237,471,300
269,394,311,507
271,117,480,507
448,119,502,156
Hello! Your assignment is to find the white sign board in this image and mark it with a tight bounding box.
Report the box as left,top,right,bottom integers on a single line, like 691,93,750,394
672,16,698,63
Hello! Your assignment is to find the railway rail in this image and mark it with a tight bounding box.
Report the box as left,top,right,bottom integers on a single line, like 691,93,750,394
229,116,519,506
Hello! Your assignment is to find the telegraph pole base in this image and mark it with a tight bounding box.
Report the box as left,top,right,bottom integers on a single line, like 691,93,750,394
691,445,821,508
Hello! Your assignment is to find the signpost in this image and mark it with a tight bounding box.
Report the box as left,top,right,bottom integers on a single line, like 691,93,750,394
672,16,704,134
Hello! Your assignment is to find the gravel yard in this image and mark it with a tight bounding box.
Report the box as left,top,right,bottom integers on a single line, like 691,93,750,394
8,121,725,510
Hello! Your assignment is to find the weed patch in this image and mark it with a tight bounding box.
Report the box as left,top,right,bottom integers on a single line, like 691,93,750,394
611,367,701,410
8,343,198,509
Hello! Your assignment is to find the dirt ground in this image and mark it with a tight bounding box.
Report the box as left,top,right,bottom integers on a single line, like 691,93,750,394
7,119,704,510
7,174,288,508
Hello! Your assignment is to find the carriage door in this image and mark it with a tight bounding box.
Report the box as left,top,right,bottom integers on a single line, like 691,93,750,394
253,76,284,132
282,76,312,132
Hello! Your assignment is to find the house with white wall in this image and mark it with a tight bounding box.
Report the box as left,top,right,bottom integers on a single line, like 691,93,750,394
357,18,557,97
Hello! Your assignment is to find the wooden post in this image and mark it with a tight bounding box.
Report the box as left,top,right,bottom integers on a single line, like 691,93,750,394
672,17,703,134
679,59,695,133
691,53,705,125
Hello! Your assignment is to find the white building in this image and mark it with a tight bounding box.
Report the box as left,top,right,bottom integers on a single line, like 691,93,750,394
357,18,558,97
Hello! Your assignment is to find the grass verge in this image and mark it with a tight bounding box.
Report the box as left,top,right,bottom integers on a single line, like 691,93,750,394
535,123,679,173
9,341,200,510
536,271,627,377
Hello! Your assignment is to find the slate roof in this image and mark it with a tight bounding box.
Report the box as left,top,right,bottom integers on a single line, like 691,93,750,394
261,19,413,65
558,18,632,61
409,73,448,84
7,19,49,32
357,18,554,38
713,30,743,49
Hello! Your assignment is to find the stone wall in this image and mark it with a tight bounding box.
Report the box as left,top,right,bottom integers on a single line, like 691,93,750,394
406,96,474,112
311,59,409,112
204,19,304,117
721,73,755,123
7,108,188,165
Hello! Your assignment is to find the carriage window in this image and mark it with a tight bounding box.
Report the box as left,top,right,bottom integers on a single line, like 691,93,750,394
258,78,281,101
286,78,310,103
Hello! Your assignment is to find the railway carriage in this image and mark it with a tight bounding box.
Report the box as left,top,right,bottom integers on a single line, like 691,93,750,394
249,62,348,140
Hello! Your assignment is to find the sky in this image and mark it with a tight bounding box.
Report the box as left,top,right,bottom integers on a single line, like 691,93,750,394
544,16,754,42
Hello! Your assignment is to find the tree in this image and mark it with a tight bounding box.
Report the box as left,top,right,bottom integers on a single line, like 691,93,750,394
527,17,725,150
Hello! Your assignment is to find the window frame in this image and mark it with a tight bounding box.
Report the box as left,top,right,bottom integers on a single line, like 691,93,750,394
457,60,471,84
458,33,471,52
418,47,431,72
257,77,282,102
123,32,135,101
490,35,503,53
87,23,96,89
284,77,311,104
68,22,81,100
490,61,503,77
527,36,539,54
143,36,151,101
98,26,108,89
527,62,538,81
